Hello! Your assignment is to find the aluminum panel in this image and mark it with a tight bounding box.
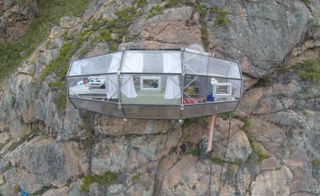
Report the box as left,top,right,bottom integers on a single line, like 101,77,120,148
70,98,124,117
182,101,239,119
122,105,180,119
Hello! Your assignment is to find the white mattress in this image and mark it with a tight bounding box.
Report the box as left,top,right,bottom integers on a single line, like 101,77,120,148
69,85,106,96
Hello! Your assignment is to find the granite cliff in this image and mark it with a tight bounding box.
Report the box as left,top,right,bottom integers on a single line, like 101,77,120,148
0,0,38,43
0,0,320,195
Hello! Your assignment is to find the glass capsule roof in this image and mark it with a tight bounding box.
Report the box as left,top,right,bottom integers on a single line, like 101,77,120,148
69,49,241,78
67,48,243,120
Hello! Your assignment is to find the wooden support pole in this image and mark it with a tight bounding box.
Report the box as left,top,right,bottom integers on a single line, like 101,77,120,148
206,115,216,153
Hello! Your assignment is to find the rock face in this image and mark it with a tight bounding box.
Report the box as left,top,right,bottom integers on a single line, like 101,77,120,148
0,0,38,43
206,0,315,78
0,0,320,195
251,166,293,196
1,137,85,195
130,6,203,48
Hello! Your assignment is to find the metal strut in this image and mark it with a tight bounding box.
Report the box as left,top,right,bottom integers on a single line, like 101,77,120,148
206,115,216,153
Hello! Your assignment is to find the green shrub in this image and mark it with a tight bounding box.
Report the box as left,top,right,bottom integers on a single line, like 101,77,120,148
164,0,183,8
299,58,320,82
193,0,209,49
195,3,206,17
0,139,10,151
115,6,137,22
239,116,256,150
39,42,75,80
55,90,67,113
148,5,164,18
109,43,119,52
79,29,94,42
187,147,200,156
148,0,186,18
80,171,118,192
212,6,230,25
78,47,90,58
224,164,238,183
113,6,142,42
209,155,226,165
134,0,147,8
132,174,141,182
240,117,251,133
218,112,233,120
98,29,112,41
82,4,144,58
252,143,267,162
90,29,112,45
48,81,65,88
304,0,312,3
3,162,12,172
105,19,117,29
312,160,320,168
201,24,209,49
91,19,105,31
16,0,28,7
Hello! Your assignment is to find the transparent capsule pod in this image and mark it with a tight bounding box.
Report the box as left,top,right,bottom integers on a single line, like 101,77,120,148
66,48,242,120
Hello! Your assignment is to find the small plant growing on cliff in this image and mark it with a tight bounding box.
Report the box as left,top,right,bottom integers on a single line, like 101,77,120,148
252,142,267,162
90,28,112,45
39,39,80,114
299,58,320,82
218,112,233,120
3,162,12,172
55,89,67,113
115,6,138,22
224,164,238,183
240,116,255,147
0,139,10,151
48,81,65,89
133,0,147,8
212,6,230,26
16,0,28,7
132,174,141,182
148,5,164,18
40,41,77,80
187,147,200,156
164,0,184,8
148,0,188,18
80,171,118,192
209,155,229,165
195,3,206,17
312,160,320,168
240,117,251,133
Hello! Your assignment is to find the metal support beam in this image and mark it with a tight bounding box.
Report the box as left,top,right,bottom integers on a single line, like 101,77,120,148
179,48,185,120
206,115,216,153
